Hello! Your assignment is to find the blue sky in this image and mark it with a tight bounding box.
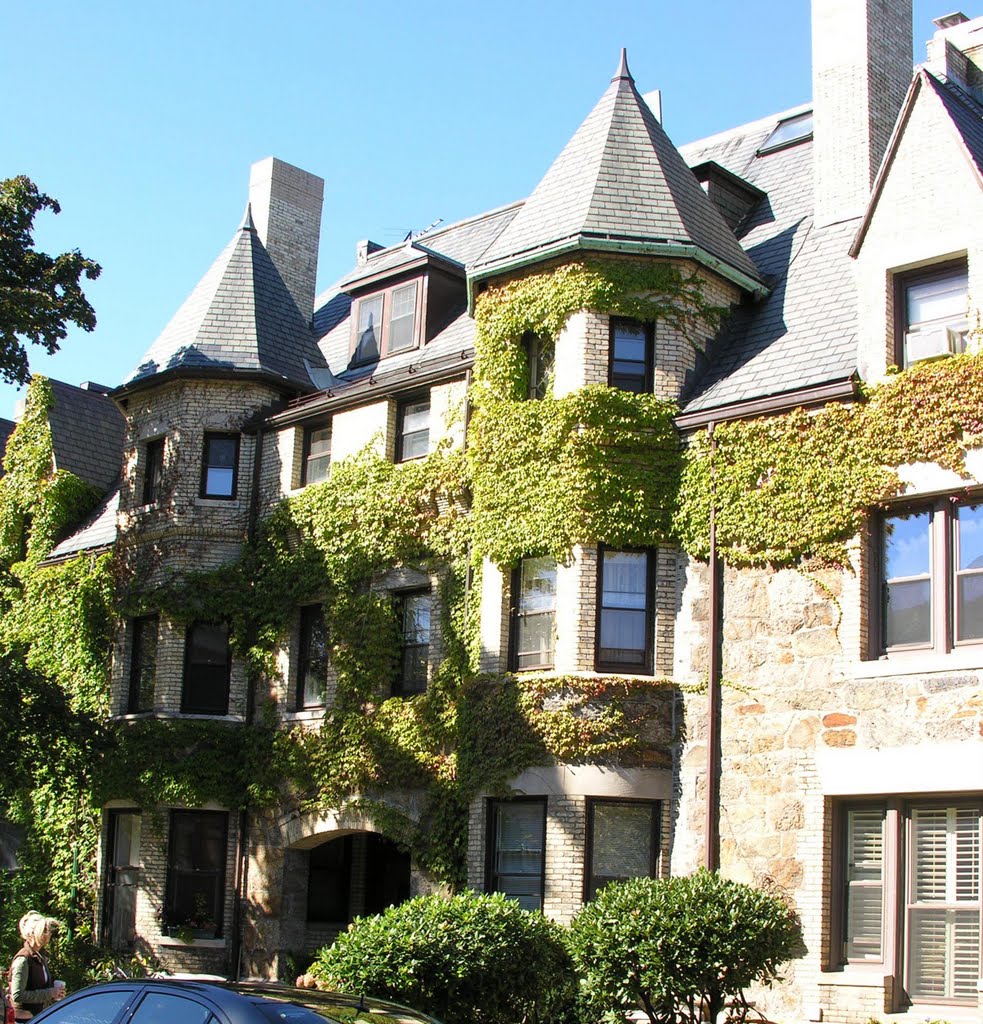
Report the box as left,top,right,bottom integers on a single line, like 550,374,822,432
2,0,946,421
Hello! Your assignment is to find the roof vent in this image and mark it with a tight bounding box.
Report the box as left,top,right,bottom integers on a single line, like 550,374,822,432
79,381,112,394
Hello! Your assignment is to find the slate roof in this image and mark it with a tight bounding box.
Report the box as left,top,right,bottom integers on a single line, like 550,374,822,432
44,486,119,562
47,380,125,492
677,106,860,415
121,214,328,394
309,203,520,393
471,52,763,292
924,70,983,179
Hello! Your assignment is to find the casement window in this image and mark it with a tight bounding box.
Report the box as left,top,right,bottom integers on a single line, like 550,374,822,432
878,498,983,654
164,810,227,937
523,333,555,400
302,424,331,486
397,398,430,462
182,622,231,715
837,800,982,1004
487,798,546,912
127,615,158,714
351,281,421,365
200,432,239,499
142,437,165,505
298,605,329,709
896,260,968,368
585,799,660,900
510,556,557,671
596,548,654,673
608,318,653,394
394,590,431,696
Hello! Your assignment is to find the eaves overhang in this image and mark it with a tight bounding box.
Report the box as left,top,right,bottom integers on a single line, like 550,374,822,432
674,375,860,433
340,247,465,295
467,233,769,312
112,365,312,405
255,349,473,431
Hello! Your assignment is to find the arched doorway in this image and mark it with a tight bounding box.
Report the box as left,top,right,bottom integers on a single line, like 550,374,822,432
307,831,410,926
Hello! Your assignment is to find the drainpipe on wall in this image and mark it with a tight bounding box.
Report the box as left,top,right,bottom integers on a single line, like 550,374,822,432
232,425,265,978
705,423,722,872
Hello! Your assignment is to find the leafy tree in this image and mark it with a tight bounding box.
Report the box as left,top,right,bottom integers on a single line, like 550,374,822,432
0,176,101,385
567,871,802,1024
310,890,576,1024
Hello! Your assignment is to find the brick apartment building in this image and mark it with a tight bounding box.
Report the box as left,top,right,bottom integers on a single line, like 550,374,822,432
13,0,983,1019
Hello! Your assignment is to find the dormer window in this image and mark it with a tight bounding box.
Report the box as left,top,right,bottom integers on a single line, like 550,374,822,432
898,260,969,367
351,281,421,365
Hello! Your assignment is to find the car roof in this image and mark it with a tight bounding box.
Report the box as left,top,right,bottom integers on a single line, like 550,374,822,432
32,979,442,1024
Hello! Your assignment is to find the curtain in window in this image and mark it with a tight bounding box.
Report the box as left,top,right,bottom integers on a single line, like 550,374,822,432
599,551,647,664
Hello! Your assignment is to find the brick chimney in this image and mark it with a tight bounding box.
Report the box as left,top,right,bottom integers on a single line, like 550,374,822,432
812,0,913,227
248,157,324,322
925,13,983,103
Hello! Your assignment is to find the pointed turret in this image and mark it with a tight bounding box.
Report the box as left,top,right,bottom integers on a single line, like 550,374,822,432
470,52,765,297
117,169,329,396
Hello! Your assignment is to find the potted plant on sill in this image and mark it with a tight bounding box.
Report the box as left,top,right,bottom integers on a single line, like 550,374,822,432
168,894,218,942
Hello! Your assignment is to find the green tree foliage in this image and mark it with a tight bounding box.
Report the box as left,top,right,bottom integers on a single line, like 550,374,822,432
568,872,801,1024
311,891,576,1024
0,176,101,385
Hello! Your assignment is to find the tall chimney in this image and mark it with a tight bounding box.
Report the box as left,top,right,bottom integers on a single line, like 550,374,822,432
248,157,324,322
812,0,913,228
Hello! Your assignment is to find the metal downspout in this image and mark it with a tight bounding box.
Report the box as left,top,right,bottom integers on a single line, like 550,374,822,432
705,423,722,872
233,425,265,977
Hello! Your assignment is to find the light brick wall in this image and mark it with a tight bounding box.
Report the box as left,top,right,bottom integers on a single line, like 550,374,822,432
854,80,983,381
331,400,390,463
478,557,510,674
811,0,911,227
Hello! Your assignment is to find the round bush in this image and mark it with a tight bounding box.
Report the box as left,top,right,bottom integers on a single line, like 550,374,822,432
568,871,801,1024
311,890,575,1024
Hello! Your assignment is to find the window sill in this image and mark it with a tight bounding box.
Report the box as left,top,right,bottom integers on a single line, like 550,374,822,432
167,712,244,723
852,646,983,679
158,935,226,949
283,708,326,723
195,498,240,508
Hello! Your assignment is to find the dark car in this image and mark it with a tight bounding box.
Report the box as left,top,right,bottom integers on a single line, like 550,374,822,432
30,979,441,1024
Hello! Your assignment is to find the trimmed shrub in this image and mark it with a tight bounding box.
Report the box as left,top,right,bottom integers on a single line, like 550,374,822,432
567,871,802,1024
310,890,575,1024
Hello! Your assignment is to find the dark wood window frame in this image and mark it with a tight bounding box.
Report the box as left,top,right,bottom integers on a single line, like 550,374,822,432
871,494,983,658
486,797,547,912
297,604,329,709
584,797,661,901
142,436,165,506
199,432,240,500
831,796,983,1007
523,332,555,400
164,809,227,938
393,589,431,697
128,614,159,714
509,556,557,671
301,422,332,487
350,279,423,365
608,317,654,394
396,395,430,462
893,258,968,369
594,545,656,674
181,621,231,715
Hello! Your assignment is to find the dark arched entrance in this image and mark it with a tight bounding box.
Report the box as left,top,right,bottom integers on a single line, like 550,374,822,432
307,832,410,924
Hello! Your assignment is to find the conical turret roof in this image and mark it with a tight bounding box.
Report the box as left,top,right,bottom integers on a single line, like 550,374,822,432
470,51,764,294
120,211,328,393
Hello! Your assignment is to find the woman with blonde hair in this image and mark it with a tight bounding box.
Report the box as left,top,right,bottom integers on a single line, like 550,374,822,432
8,912,65,1020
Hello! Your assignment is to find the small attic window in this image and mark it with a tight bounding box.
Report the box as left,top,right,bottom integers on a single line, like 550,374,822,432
758,111,813,154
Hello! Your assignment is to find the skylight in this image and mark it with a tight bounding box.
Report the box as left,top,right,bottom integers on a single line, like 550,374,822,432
758,111,813,154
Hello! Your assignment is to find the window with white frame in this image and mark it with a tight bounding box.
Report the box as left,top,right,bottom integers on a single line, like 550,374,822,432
302,424,331,486
397,398,430,462
897,261,968,367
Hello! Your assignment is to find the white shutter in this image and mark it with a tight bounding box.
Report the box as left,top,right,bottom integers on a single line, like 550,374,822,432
846,808,884,960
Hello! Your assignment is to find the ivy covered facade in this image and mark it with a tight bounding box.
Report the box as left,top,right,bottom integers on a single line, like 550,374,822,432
6,1,983,1019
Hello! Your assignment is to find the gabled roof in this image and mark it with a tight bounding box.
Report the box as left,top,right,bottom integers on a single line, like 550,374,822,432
119,211,328,395
851,69,983,256
469,51,764,296
48,380,125,492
